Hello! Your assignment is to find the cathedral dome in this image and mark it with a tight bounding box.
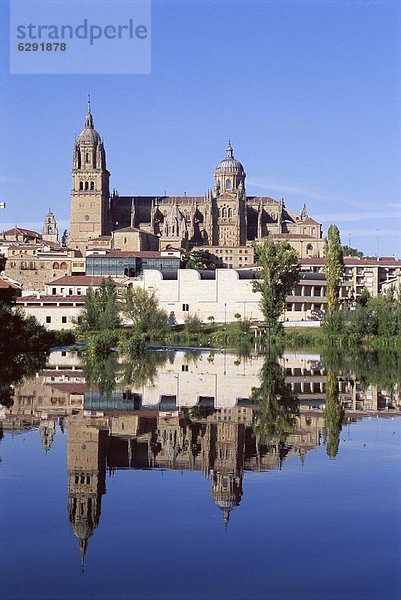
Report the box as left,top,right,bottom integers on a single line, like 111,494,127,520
215,142,245,174
78,127,101,144
77,98,101,145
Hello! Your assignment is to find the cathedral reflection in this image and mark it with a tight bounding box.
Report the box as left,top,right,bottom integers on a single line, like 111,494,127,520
66,405,323,559
1,348,400,563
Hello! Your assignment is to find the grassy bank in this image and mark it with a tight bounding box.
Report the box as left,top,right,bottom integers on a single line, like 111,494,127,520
50,321,401,354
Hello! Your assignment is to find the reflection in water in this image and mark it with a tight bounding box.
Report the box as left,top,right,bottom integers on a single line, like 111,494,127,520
252,348,299,450
82,349,119,399
1,346,400,566
323,369,345,458
0,344,48,409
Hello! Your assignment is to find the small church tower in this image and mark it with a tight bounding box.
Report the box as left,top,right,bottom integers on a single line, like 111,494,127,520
69,98,110,253
42,209,59,243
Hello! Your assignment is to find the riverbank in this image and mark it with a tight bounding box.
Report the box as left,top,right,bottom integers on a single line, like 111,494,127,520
48,322,401,353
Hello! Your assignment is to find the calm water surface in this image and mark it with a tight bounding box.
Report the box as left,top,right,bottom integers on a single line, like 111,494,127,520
0,349,400,600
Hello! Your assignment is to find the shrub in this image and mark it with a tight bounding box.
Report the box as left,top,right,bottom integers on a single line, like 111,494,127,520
184,313,203,335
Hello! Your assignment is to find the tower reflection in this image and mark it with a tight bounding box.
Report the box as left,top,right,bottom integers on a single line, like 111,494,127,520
1,346,399,563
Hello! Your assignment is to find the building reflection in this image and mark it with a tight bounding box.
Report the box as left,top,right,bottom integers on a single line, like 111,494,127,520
1,348,400,562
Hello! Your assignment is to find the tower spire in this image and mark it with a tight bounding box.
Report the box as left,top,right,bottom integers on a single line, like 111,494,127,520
226,139,233,159
85,95,94,129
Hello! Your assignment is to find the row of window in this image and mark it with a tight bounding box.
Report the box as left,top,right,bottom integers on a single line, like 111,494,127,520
78,180,95,191
46,316,68,324
7,260,69,271
51,287,83,295
291,286,325,296
74,475,91,485
286,303,325,311
218,206,233,218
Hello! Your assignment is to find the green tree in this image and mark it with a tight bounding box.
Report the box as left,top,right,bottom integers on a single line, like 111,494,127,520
323,369,345,458
357,286,370,307
78,277,120,333
121,287,169,336
324,225,344,315
252,239,299,334
183,249,214,270
342,245,363,258
184,313,203,334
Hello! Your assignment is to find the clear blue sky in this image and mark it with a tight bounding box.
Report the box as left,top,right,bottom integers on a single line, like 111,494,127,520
1,0,400,256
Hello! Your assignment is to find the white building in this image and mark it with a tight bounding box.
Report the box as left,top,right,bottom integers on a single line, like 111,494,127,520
17,268,327,330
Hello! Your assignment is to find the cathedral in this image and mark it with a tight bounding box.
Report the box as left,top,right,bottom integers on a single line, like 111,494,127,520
70,100,324,264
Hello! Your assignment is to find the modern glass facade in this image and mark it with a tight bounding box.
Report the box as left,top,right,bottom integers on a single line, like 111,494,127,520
86,255,180,277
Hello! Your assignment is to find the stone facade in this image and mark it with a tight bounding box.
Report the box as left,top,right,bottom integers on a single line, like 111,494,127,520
4,244,80,291
69,104,325,259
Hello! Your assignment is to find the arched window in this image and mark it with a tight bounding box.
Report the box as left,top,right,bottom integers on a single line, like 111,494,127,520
85,181,89,191
86,152,89,162
228,207,232,218
90,181,95,190
222,206,227,218
60,262,68,270
53,262,59,269
79,181,83,190
226,179,231,189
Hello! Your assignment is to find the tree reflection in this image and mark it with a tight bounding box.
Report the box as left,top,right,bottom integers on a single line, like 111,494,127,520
251,347,299,447
323,369,345,459
81,348,169,394
322,345,401,390
81,350,119,398
0,304,50,407
121,349,169,387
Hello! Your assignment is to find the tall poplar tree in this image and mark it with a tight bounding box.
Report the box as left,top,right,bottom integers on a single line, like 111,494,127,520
323,369,345,458
324,225,344,315
252,238,299,333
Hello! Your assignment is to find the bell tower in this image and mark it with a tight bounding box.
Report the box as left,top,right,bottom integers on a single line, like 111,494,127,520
67,413,107,565
212,142,247,247
70,98,110,253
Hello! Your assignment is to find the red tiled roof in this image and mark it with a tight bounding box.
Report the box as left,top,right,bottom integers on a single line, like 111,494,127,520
49,383,88,394
41,369,84,377
3,227,42,238
86,250,166,258
302,217,320,225
17,295,85,304
0,277,19,289
46,275,111,286
8,241,62,251
301,257,401,266
271,233,317,240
